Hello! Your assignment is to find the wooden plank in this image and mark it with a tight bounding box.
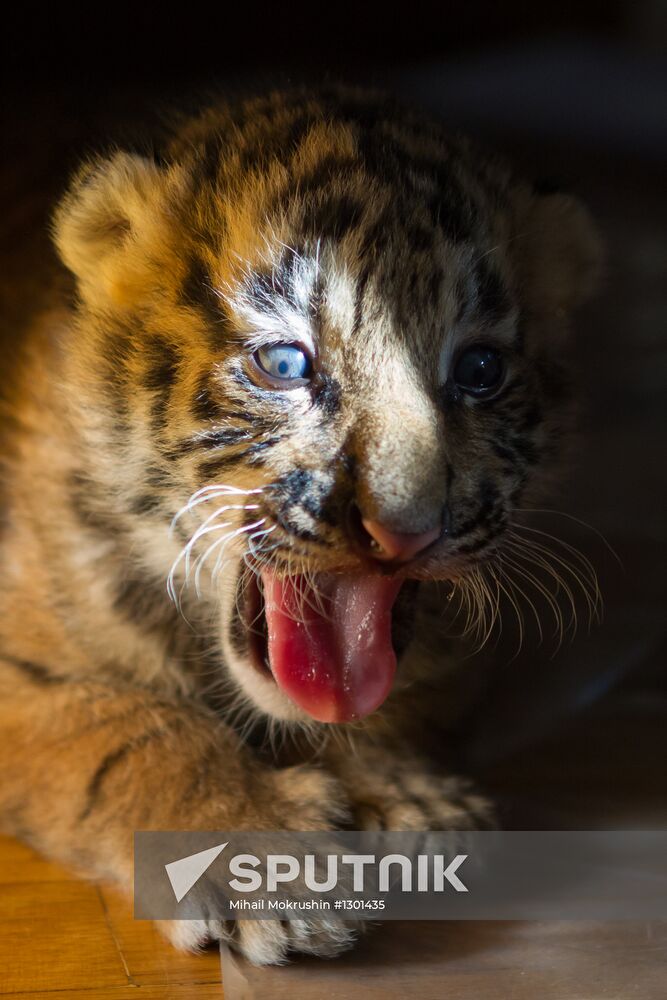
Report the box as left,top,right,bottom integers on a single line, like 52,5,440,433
220,920,667,1000
1,988,224,999
99,885,223,988
0,836,223,996
0,881,128,994
0,835,77,885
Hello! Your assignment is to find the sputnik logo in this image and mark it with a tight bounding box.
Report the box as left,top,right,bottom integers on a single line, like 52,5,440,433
165,842,228,902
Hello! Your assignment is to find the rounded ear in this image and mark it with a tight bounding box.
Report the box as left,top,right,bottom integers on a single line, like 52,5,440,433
52,152,167,301
514,192,604,318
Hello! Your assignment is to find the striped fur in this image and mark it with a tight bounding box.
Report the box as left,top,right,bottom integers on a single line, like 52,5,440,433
0,86,601,964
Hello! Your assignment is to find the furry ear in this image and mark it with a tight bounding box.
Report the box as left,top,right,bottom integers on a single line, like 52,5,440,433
514,192,604,319
52,152,168,304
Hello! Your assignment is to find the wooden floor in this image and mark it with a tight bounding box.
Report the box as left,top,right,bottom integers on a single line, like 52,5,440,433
0,837,223,998
2,827,665,999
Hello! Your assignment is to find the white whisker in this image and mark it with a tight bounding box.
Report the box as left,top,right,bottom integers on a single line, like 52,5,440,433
194,519,268,596
167,482,269,611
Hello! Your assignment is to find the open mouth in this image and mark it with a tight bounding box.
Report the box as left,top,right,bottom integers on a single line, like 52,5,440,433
237,569,418,724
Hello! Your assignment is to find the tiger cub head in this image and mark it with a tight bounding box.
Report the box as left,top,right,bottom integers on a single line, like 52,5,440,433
53,88,602,725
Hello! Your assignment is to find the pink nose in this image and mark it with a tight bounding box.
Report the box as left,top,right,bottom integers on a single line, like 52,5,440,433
361,518,441,563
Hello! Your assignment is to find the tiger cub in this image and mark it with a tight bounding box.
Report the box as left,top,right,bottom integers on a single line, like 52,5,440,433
0,86,601,964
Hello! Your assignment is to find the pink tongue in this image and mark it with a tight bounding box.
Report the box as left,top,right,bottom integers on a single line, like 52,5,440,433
261,571,403,723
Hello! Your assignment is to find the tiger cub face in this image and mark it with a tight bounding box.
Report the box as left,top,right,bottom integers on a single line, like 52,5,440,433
54,88,601,725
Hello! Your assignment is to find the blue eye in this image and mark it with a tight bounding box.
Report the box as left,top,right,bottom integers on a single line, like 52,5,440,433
254,344,312,383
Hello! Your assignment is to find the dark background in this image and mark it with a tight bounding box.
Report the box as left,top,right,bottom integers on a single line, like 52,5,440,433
2,2,665,83
2,2,666,826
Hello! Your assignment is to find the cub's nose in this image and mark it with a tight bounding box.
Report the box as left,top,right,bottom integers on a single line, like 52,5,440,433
348,504,442,563
361,519,441,562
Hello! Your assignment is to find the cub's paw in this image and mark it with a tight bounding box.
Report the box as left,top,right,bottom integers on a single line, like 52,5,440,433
333,748,493,831
159,763,357,965
261,763,352,831
163,915,358,966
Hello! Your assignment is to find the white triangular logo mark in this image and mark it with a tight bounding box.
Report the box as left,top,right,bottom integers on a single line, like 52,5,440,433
165,842,228,902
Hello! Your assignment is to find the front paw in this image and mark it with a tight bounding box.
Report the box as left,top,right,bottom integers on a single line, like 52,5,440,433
160,764,357,965
261,763,352,831
333,748,493,831
194,761,351,833
164,914,358,966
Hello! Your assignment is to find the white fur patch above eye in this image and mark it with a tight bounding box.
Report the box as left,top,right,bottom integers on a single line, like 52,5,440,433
219,249,319,354
321,263,357,335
